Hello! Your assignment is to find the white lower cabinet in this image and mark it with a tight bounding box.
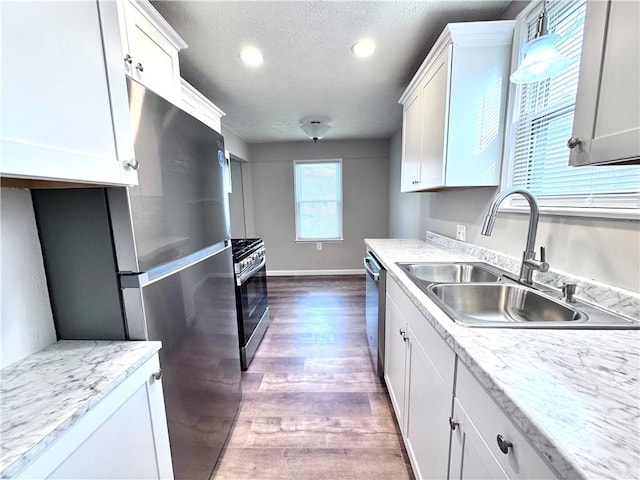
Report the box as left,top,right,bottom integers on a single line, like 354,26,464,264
385,276,455,480
449,399,509,480
404,325,453,480
383,273,559,480
384,296,408,431
451,362,557,480
15,354,173,479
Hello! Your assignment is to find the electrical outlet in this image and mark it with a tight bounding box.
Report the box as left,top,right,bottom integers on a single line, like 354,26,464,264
456,224,466,242
316,242,322,251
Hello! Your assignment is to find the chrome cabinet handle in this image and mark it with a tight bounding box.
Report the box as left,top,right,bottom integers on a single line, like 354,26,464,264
136,62,144,72
567,136,580,149
124,54,132,64
496,434,513,454
449,417,459,431
152,369,162,381
124,159,139,170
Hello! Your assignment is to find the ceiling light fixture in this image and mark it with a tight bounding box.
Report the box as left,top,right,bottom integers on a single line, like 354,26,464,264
300,118,331,143
510,0,570,84
351,38,377,58
239,46,263,67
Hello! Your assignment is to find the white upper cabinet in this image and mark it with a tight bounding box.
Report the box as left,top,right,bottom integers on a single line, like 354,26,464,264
569,0,640,166
179,78,226,134
117,0,187,104
1,0,138,186
399,21,514,192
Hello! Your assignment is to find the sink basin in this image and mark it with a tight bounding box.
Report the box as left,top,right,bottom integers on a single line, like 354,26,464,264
429,283,585,327
396,261,639,329
397,262,502,284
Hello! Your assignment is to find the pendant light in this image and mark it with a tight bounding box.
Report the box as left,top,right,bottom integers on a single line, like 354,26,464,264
510,0,571,84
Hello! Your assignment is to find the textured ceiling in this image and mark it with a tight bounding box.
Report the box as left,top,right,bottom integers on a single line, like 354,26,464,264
152,1,512,143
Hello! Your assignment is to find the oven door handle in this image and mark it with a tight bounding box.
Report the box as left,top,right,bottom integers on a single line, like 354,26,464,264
237,255,267,287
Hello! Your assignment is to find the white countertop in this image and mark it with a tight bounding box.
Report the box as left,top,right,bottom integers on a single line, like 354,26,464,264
0,340,162,478
366,238,640,480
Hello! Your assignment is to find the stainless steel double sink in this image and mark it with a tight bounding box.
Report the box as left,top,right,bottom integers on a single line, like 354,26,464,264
397,262,639,329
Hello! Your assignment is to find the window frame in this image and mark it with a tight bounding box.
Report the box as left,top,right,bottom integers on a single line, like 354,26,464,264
500,0,640,220
293,158,344,242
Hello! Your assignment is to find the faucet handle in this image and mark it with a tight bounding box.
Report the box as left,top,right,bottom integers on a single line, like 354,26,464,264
537,246,549,273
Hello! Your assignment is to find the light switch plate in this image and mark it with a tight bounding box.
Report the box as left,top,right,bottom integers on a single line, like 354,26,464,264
456,224,466,242
316,242,322,251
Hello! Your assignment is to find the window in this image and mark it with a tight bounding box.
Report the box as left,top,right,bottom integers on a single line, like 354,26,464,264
294,159,343,241
505,0,640,212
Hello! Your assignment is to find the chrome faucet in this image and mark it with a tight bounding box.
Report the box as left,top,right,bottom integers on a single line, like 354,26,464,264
481,187,549,285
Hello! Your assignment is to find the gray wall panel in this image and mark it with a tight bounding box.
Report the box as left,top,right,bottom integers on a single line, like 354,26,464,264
249,139,390,271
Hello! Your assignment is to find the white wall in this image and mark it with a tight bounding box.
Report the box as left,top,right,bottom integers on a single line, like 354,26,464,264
249,139,390,272
1,187,56,368
221,125,250,162
222,125,256,237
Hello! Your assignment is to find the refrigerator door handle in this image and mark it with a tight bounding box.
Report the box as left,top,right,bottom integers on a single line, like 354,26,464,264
121,241,230,288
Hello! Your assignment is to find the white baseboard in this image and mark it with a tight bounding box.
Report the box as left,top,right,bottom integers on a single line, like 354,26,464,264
267,269,365,277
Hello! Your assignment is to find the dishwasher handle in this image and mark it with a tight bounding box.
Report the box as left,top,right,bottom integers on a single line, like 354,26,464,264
364,254,381,282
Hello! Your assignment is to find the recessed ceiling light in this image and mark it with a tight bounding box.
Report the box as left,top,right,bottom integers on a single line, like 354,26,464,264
351,38,377,58
239,46,263,67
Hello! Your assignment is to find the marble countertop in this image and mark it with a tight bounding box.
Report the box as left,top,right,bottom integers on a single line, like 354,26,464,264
0,340,161,478
366,238,640,480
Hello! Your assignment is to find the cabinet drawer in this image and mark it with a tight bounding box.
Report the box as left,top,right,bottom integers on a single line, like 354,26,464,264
387,275,455,390
456,361,558,479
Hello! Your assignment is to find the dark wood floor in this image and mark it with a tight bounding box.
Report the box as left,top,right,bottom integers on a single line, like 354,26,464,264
213,276,414,480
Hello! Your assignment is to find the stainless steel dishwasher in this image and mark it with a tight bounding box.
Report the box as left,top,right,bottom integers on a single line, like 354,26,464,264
364,252,386,380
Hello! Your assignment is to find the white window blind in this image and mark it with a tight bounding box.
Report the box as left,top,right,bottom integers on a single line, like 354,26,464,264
294,159,343,241
508,0,640,210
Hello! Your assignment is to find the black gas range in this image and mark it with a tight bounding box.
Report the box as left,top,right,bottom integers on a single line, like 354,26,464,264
230,238,270,370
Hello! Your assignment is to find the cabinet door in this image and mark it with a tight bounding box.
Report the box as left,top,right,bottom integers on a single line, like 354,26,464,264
0,1,136,185
16,354,172,480
450,400,509,480
144,353,174,478
401,90,422,192
569,0,640,166
419,46,451,189
384,295,407,432
49,385,159,479
122,0,181,103
404,327,452,480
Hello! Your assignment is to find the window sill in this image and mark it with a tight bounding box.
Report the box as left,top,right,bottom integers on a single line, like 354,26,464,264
498,205,640,220
295,239,344,243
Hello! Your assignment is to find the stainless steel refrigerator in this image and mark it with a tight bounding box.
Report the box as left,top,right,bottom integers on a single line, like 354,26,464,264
32,79,241,480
